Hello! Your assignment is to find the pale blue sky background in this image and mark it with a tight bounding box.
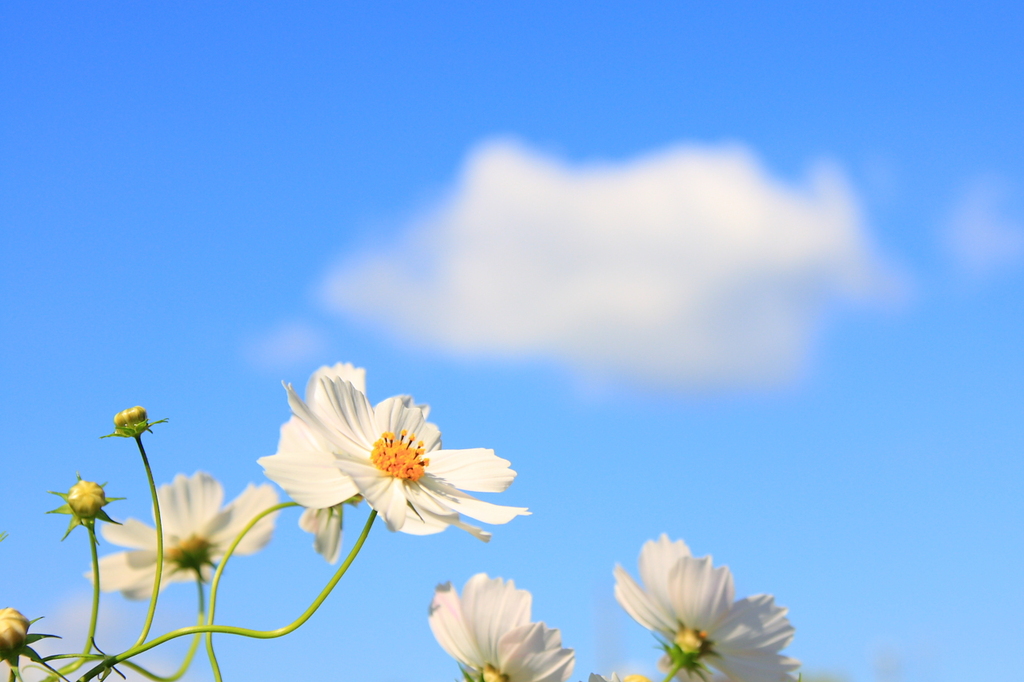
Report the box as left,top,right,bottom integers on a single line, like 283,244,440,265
2,2,1023,682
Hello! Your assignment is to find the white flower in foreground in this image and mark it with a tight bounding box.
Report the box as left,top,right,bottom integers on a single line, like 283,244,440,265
259,365,527,542
96,471,279,600
429,574,574,682
614,535,800,682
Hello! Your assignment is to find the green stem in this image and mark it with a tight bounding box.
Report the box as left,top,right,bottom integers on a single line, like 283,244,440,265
118,578,206,682
204,501,297,682
207,502,298,627
84,525,101,654
132,435,165,649
660,662,683,682
78,510,377,682
41,525,103,682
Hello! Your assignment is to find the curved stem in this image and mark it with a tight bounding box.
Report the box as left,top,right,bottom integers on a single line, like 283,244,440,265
207,502,298,626
117,579,205,682
204,501,297,682
132,435,164,648
79,510,377,682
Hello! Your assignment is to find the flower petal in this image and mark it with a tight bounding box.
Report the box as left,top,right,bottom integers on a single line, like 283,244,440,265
429,582,486,670
100,518,157,550
498,621,575,682
419,478,529,525
298,506,343,564
425,448,517,493
333,458,410,531
613,565,677,635
156,472,224,539
260,415,360,508
709,649,800,682
210,482,280,556
638,535,691,615
461,574,532,666
666,555,734,631
712,594,796,655
306,362,366,399
286,380,375,456
372,395,427,441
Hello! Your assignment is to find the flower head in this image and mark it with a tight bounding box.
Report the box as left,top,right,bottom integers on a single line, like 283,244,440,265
429,574,574,682
0,609,29,653
614,535,799,682
68,481,107,518
258,363,527,548
48,476,122,539
96,471,279,599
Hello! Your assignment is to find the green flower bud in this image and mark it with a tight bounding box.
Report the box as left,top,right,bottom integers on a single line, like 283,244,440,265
114,406,148,428
67,480,107,518
0,608,29,653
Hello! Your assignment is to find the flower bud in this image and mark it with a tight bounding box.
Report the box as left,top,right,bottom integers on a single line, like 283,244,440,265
0,608,29,652
68,480,107,518
114,406,147,428
624,677,653,682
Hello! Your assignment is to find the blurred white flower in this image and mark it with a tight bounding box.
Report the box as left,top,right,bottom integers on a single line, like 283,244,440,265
259,365,527,541
96,471,279,600
429,574,574,682
590,674,652,682
614,535,800,682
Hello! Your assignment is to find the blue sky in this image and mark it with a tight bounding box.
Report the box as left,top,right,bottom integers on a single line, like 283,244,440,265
2,2,1023,681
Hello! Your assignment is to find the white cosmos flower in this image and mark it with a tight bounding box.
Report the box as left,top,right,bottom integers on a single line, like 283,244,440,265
614,535,800,682
260,362,368,563
258,366,527,542
429,574,574,682
96,471,279,600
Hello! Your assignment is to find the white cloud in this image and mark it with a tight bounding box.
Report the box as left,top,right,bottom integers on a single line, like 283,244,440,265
942,177,1024,276
243,322,327,370
322,139,899,389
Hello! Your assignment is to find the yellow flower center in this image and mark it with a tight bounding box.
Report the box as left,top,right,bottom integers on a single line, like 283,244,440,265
167,535,212,573
483,664,509,682
674,626,712,656
371,430,429,481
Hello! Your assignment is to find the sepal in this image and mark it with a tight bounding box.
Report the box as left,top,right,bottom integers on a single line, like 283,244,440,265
101,417,168,439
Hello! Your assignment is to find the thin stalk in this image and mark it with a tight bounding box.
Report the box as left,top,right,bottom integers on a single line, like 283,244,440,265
117,578,206,682
79,510,377,682
132,435,164,648
660,663,683,682
207,502,298,626
84,525,101,654
204,501,297,682
41,525,103,682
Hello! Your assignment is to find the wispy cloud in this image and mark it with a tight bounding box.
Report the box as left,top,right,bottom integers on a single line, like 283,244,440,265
942,177,1024,277
243,321,328,370
321,139,900,389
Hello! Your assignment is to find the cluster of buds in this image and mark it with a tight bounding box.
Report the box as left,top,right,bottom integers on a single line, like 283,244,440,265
103,405,167,439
